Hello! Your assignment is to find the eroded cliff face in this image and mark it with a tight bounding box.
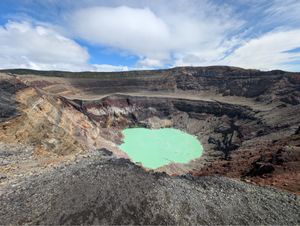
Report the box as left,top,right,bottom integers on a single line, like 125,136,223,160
1,67,300,188
0,67,299,225
0,77,125,181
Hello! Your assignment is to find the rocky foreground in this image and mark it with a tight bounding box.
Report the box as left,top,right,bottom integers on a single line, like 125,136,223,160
1,150,299,225
0,66,299,224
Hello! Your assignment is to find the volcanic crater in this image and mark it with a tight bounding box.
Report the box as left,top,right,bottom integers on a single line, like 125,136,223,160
0,66,299,225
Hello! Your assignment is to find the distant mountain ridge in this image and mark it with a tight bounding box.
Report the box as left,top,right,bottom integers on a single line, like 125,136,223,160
1,65,296,78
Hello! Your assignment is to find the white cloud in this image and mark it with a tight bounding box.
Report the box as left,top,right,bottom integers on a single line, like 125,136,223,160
0,21,91,71
71,6,170,62
70,3,242,67
222,29,300,71
1,1,299,72
91,64,129,72
137,58,164,67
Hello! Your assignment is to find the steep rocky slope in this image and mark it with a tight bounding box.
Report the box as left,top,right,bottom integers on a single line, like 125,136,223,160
0,66,299,224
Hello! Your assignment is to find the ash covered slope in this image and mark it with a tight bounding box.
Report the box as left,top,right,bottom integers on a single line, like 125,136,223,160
1,152,299,225
0,66,300,225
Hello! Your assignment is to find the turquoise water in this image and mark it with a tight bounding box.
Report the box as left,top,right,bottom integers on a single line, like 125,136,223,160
119,128,203,169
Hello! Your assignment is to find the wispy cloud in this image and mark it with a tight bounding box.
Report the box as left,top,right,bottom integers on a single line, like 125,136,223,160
264,0,300,27
221,29,300,71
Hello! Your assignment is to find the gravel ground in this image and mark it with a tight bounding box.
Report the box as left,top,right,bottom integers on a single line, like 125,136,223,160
0,150,299,225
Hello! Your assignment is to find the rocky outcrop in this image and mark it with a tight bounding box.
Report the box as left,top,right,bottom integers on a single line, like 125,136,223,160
0,75,27,122
79,94,256,125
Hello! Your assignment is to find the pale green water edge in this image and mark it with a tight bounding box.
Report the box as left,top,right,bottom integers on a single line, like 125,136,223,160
119,128,203,169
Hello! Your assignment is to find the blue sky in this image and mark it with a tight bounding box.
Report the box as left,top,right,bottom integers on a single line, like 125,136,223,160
0,0,299,72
